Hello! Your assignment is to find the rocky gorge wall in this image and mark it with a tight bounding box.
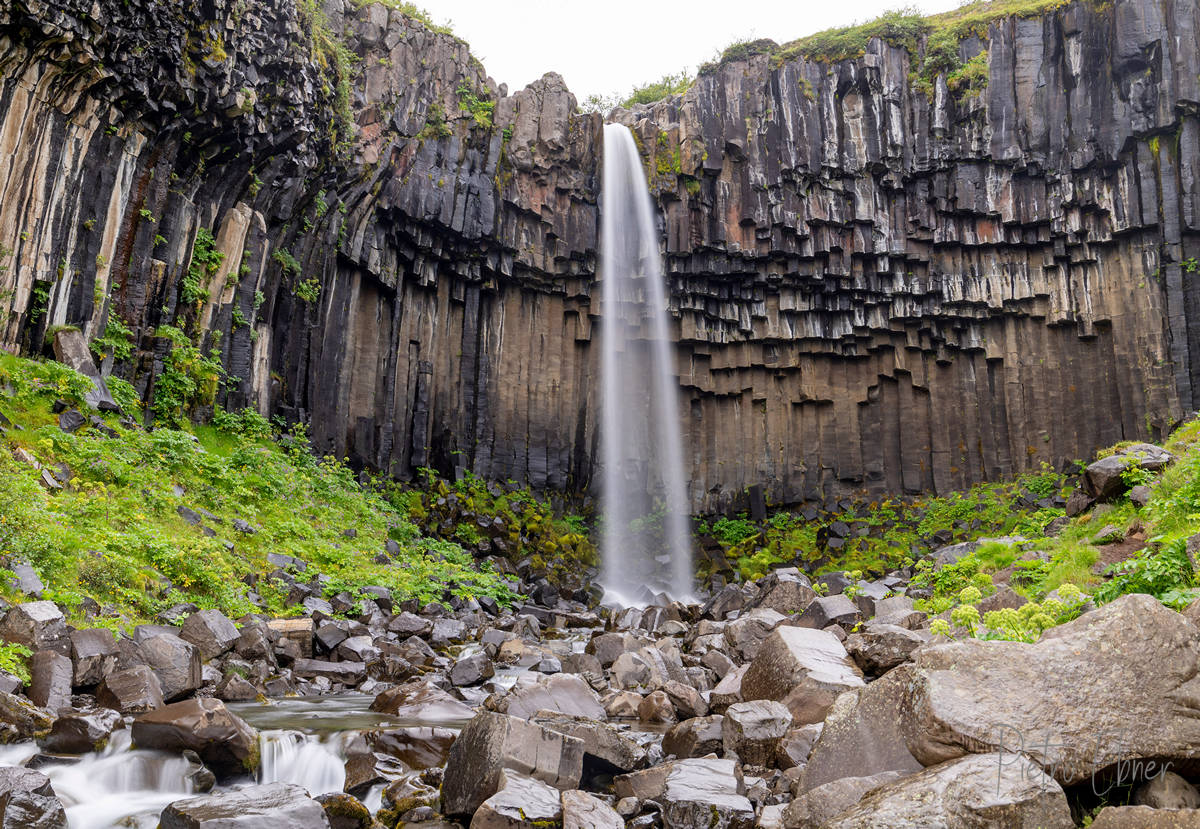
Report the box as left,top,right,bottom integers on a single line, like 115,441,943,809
0,0,1197,511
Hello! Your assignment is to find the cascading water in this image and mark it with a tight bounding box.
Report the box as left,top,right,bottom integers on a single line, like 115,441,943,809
599,122,693,605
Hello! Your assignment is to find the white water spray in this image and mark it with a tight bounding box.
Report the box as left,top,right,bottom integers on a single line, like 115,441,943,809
599,123,692,605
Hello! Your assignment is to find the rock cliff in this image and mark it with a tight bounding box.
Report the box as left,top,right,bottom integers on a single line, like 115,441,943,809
1,0,1197,510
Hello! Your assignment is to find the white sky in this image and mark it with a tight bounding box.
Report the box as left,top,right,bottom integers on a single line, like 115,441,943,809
425,0,965,101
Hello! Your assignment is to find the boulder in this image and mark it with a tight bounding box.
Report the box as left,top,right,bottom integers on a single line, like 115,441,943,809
132,698,259,779
159,783,328,828
138,633,202,701
776,724,822,769
366,726,456,771
795,595,861,630
531,712,647,773
450,652,495,686
902,594,1200,785
723,609,786,661
1086,444,1172,500
1090,806,1200,828
370,680,475,723
442,711,583,816
69,627,118,686
843,624,928,676
27,650,72,713
637,690,675,724
0,692,54,742
492,673,605,721
267,618,314,659
38,707,122,754
561,789,622,829
740,627,863,724
216,674,260,702
470,771,562,829
721,701,792,767
660,758,754,829
0,602,66,651
782,771,904,828
179,610,240,660
1135,771,1200,809
662,680,707,719
0,766,67,829
799,669,922,793
292,659,366,684
709,665,747,714
315,792,372,829
663,716,724,759
749,569,815,615
818,754,1072,828
96,665,164,713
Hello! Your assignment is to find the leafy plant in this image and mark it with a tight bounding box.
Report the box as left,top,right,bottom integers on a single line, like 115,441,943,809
151,325,224,426
91,316,135,363
181,228,224,310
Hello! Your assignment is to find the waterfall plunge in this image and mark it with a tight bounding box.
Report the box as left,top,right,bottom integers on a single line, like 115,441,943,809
599,123,692,606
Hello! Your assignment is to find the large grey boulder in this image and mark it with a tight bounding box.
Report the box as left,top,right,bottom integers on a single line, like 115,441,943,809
27,650,72,713
783,771,905,829
97,664,164,713
1135,771,1200,809
39,707,123,754
817,754,1073,828
442,711,583,817
663,715,724,759
749,569,815,615
721,701,792,766
740,627,863,724
531,712,647,772
0,766,67,829
723,609,786,661
159,783,328,828
660,758,754,829
0,602,66,651
70,627,119,686
137,633,202,701
179,610,240,660
799,669,921,793
369,680,475,722
1086,443,1172,500
901,594,1200,785
470,772,562,829
132,698,259,779
492,673,604,720
795,595,861,630
843,623,929,675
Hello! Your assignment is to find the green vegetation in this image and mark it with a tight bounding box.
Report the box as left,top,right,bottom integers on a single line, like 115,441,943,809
90,316,135,364
417,103,453,140
151,324,224,426
621,72,693,108
456,83,494,130
181,228,224,311
0,352,520,631
294,277,321,304
297,0,361,153
352,0,455,36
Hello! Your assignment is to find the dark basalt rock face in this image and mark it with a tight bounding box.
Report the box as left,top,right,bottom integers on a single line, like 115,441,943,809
1,0,1197,509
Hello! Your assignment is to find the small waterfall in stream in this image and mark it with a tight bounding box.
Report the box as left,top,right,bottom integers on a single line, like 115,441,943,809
599,122,693,605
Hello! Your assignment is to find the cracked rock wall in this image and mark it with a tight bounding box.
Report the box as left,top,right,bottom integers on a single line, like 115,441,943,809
0,0,1197,511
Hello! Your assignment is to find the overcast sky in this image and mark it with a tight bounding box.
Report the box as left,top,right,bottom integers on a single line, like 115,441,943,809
427,0,965,101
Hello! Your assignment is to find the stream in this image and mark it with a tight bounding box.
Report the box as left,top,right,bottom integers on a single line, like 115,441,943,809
0,694,455,829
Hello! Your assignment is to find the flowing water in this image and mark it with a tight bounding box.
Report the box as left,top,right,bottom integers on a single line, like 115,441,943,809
0,695,405,829
599,122,693,606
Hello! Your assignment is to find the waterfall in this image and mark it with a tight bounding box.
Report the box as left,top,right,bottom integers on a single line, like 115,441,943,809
599,122,693,605
257,730,347,795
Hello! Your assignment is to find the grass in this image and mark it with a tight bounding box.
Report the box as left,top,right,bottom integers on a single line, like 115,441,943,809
0,353,523,635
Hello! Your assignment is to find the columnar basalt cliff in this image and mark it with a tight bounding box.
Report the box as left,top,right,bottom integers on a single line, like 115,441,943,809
1,0,1197,510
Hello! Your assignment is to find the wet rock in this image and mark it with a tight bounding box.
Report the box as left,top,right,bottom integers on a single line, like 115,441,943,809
722,701,792,767
660,758,753,829
562,789,623,829
441,711,583,817
0,690,52,742
292,658,366,684
819,754,1072,828
138,633,203,701
27,650,72,714
132,698,260,779
1134,771,1200,809
315,792,373,829
741,627,863,724
387,612,433,638
69,628,119,686
159,782,327,828
602,691,642,718
843,623,928,676
471,771,562,829
96,665,164,713
179,610,240,660
663,716,724,759
450,652,495,686
0,766,67,828
903,595,1200,785
0,602,66,651
368,726,457,771
532,712,647,773
370,680,475,723
492,673,604,720
662,681,707,719
38,707,123,754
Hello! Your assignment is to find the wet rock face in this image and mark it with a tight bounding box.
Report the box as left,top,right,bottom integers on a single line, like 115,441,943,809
131,698,259,780
1,0,1198,508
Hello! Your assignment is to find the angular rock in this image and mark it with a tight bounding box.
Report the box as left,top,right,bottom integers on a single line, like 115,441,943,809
741,627,863,724
663,716,724,759
661,758,754,829
38,707,123,754
0,602,66,651
0,766,67,829
749,569,815,615
562,789,623,829
292,658,366,684
96,664,164,713
1134,771,1200,809
470,771,562,829
721,701,792,767
902,594,1200,785
709,665,747,714
818,754,1072,829
138,633,203,701
531,712,647,773
450,652,495,686
637,690,675,724
843,624,928,676
442,711,583,817
132,698,259,779
179,610,240,660
69,627,119,686
159,783,327,828
1090,806,1200,828
783,771,904,829
27,651,72,714
370,680,475,723
723,609,786,661
796,595,861,630
492,673,604,721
